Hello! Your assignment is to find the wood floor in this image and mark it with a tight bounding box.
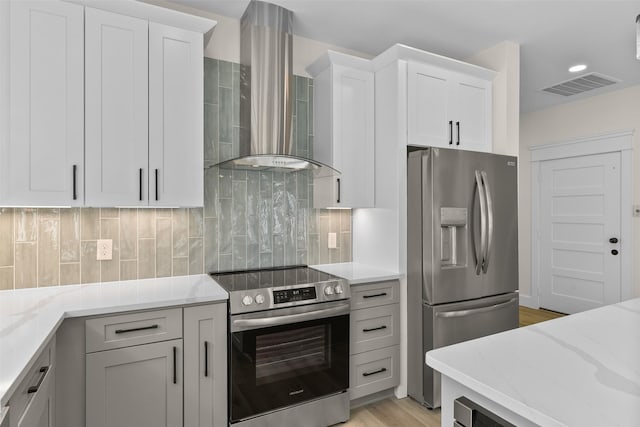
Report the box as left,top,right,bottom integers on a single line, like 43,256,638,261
340,306,566,426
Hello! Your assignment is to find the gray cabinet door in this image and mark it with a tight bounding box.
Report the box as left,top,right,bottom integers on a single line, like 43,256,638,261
14,367,54,427
184,304,227,427
86,339,183,427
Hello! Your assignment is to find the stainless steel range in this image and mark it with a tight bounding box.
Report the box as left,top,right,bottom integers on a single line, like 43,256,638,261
211,265,351,427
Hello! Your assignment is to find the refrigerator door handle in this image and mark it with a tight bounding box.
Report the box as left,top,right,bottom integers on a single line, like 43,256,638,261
435,298,517,318
475,170,487,276
481,171,494,274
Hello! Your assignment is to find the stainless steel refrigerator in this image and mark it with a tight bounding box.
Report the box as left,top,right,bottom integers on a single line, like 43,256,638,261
407,147,519,409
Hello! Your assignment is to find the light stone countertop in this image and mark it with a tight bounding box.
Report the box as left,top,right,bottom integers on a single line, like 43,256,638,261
426,297,640,427
0,274,227,407
311,262,402,284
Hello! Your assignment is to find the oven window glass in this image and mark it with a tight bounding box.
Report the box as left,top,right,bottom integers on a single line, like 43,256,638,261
255,324,330,385
230,313,349,423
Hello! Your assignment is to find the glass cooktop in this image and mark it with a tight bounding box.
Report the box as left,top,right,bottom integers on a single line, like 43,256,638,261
210,265,340,293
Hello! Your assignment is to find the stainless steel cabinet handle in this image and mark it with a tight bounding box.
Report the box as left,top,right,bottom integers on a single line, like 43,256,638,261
481,171,493,274
362,325,387,333
474,170,487,275
114,324,159,334
27,366,49,394
456,121,460,145
449,121,453,145
362,292,387,299
173,346,177,384
204,341,209,377
362,367,387,377
436,298,517,318
72,165,77,200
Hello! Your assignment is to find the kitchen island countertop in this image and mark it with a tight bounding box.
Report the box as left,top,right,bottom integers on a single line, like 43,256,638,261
426,297,640,426
311,262,402,284
0,274,227,407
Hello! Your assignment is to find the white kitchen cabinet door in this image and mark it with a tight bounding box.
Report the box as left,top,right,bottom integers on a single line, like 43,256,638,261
6,1,84,206
407,62,452,148
86,339,183,427
451,74,492,152
85,8,149,207
184,304,227,427
312,58,374,208
149,23,203,207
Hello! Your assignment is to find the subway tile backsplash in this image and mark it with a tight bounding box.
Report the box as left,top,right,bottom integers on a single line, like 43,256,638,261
0,59,351,290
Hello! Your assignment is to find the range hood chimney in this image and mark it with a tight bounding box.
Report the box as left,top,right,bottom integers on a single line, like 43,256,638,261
208,0,334,173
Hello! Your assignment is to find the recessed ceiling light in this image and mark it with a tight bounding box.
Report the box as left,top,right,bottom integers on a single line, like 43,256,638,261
569,64,587,73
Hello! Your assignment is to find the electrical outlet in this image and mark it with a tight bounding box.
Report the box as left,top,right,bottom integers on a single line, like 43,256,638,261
97,239,113,261
328,232,337,249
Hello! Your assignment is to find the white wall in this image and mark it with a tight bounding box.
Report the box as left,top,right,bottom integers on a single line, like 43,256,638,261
142,0,373,73
519,85,640,301
467,41,520,157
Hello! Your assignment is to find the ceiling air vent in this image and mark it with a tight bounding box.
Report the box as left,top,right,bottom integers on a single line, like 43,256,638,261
541,73,620,96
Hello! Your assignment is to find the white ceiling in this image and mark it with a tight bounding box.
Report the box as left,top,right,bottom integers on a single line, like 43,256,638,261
171,0,640,113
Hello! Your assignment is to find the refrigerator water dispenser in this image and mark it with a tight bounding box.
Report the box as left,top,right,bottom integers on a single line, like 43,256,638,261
440,207,467,267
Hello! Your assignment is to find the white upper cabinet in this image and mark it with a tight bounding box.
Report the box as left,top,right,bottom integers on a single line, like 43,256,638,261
149,23,204,207
85,8,149,206
3,1,84,206
407,60,492,152
310,52,375,208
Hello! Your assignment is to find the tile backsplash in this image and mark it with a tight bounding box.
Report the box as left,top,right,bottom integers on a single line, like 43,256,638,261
0,59,351,290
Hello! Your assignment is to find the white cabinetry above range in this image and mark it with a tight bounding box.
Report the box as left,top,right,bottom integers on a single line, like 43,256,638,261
0,0,215,207
309,51,375,209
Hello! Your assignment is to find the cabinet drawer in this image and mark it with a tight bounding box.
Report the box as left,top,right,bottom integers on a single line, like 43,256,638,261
349,345,400,400
351,280,399,310
9,337,54,425
351,304,400,355
86,308,182,353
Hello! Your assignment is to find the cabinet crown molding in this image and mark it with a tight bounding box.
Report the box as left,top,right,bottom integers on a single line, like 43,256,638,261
307,50,373,77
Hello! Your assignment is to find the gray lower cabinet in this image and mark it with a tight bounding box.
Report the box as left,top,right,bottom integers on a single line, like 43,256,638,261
9,338,56,427
349,280,400,400
86,339,183,427
184,304,227,427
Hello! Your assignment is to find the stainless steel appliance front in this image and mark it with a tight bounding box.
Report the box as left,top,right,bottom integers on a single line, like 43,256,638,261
407,147,519,408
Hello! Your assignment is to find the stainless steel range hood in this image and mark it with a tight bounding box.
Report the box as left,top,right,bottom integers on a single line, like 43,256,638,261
207,0,335,174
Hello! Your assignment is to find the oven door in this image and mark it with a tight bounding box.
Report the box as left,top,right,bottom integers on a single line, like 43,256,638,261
229,300,350,423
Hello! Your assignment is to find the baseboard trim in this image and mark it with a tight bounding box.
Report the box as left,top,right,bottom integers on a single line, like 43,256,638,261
350,389,396,409
519,293,538,308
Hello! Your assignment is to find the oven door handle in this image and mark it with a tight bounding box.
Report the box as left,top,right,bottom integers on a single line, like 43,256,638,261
231,303,350,332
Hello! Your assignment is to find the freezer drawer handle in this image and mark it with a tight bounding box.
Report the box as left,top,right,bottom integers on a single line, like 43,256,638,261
27,366,49,394
362,292,387,299
362,367,387,377
362,325,387,333
435,298,516,319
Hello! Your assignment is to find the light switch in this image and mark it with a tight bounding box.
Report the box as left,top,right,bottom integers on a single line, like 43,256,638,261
97,239,113,261
328,232,337,249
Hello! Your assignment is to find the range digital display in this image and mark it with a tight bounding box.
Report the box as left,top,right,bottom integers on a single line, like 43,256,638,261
272,287,317,304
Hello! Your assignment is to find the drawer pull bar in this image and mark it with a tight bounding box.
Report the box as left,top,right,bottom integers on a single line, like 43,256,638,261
362,367,387,377
114,324,159,334
204,341,209,377
362,325,387,333
27,366,49,394
362,292,387,299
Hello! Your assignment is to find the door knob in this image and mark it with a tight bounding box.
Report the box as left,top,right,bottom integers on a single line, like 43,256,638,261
609,237,619,244
611,249,619,255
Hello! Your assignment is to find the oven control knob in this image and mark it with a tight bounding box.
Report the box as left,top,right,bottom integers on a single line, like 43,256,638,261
242,295,253,306
255,294,265,304
334,284,344,294
324,285,335,296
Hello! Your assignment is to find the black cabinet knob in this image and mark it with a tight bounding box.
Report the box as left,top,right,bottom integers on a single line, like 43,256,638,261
609,237,619,244
611,249,619,255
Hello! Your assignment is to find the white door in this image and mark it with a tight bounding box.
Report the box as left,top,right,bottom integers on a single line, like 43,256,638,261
149,23,203,207
8,1,84,206
538,152,621,314
85,8,149,206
